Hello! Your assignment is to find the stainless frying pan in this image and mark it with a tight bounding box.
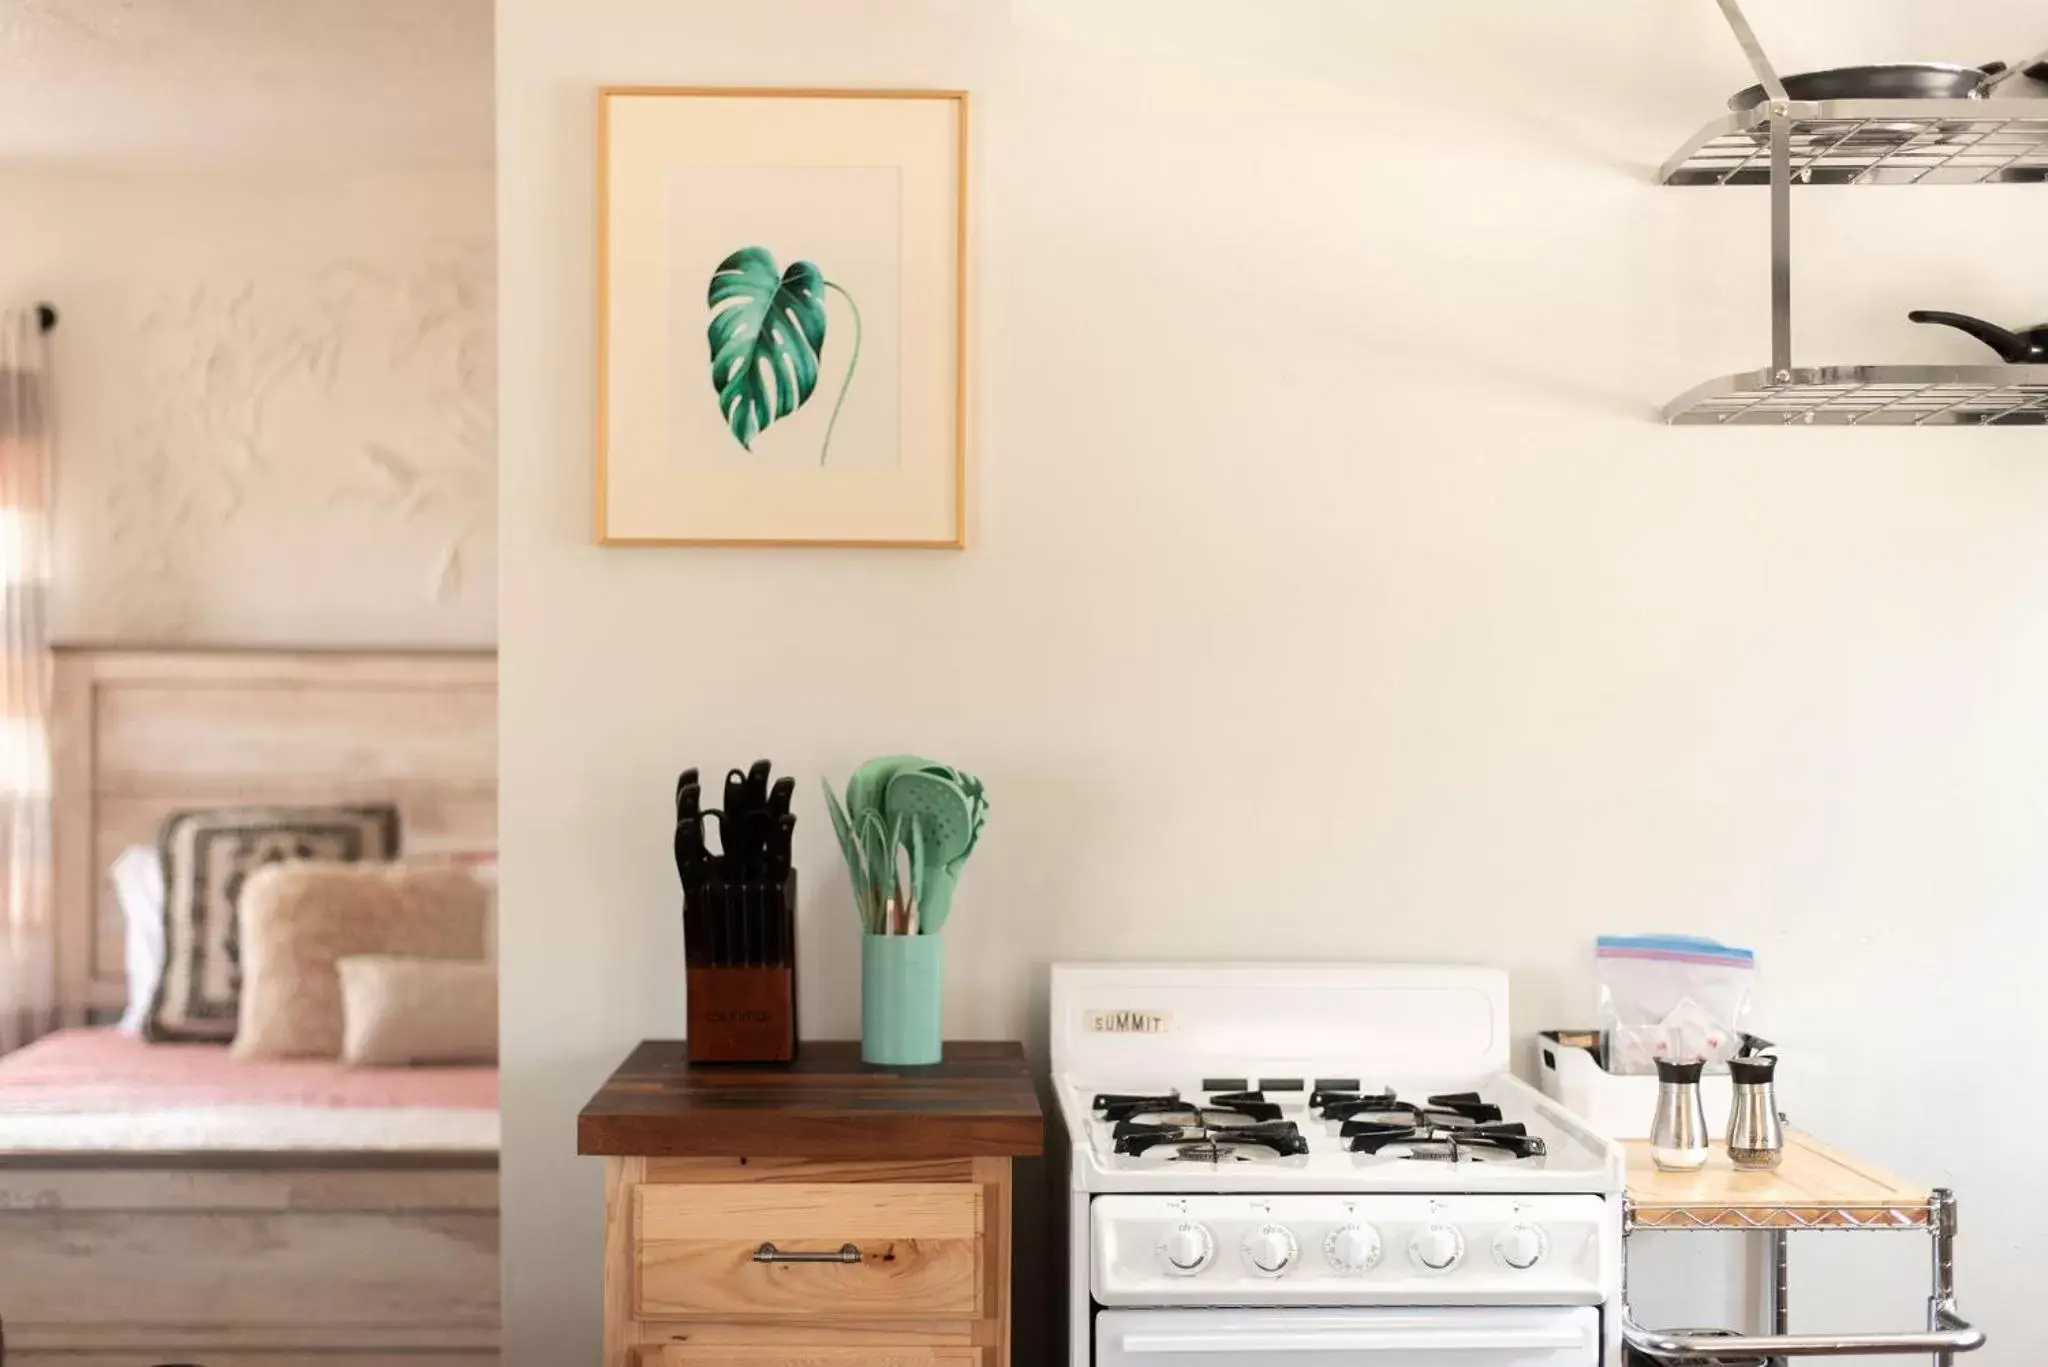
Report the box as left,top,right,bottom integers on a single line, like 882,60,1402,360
1728,56,2047,150
1729,60,2012,113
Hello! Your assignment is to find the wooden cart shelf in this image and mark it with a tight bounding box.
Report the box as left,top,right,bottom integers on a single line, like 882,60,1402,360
1625,1131,1932,1230
1619,1125,1982,1363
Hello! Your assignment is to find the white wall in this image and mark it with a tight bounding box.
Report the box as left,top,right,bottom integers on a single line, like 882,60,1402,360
497,2,2046,1363
0,168,495,644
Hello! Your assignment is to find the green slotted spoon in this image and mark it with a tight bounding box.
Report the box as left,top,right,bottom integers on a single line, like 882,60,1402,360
914,764,986,878
885,769,976,934
846,754,932,825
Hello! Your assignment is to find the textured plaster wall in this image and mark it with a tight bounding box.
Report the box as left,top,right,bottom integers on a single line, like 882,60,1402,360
0,167,495,645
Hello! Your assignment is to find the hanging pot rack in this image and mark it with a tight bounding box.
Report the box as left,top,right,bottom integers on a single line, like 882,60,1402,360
1663,0,2048,426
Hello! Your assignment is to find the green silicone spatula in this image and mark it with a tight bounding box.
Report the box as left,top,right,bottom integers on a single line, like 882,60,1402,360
822,780,878,933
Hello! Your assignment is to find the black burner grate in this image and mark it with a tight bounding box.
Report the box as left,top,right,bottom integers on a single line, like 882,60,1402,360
1346,1120,1546,1162
1094,1081,1537,1163
1314,1089,1504,1127
1114,1119,1311,1161
1096,1090,1285,1126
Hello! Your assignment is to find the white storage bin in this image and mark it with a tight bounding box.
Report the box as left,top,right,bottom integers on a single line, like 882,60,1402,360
1536,1030,1761,1140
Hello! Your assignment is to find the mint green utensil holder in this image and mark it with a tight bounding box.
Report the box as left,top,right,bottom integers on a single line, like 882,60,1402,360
861,933,943,1066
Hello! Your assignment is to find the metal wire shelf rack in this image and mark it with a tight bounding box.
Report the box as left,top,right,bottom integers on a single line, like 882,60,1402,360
1663,100,2048,187
1661,1,2048,427
1667,365,2048,426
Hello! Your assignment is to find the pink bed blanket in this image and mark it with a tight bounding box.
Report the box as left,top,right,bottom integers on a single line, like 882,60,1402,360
0,1028,497,1113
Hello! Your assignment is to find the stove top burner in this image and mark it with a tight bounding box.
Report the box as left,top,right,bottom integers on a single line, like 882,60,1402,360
1088,1080,1570,1167
1170,1137,1304,1164
1314,1089,1505,1127
1346,1120,1547,1162
1113,1119,1312,1161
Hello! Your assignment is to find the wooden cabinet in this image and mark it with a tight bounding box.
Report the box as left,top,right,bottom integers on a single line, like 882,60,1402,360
580,1042,1042,1367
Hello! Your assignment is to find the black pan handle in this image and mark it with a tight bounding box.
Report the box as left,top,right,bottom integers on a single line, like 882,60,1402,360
1983,47,2048,91
1909,310,2031,363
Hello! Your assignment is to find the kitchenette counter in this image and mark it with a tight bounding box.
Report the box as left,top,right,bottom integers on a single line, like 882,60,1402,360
579,1039,1041,1367
1624,1130,1929,1229
577,1038,1043,1159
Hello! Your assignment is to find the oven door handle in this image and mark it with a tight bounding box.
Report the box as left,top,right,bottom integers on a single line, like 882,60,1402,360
1119,1329,1592,1354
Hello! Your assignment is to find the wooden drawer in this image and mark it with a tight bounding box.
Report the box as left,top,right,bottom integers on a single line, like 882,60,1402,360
642,1350,982,1366
635,1182,983,1320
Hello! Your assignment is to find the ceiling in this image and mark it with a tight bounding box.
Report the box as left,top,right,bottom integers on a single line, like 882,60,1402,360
0,0,492,168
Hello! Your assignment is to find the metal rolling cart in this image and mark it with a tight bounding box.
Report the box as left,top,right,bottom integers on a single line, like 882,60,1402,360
1618,1132,1984,1363
1660,0,2048,426
1631,0,2025,1341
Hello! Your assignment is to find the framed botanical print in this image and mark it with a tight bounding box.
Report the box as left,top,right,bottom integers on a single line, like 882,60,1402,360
596,87,968,548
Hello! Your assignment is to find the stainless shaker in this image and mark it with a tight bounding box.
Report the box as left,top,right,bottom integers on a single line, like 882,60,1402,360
1650,1058,1710,1171
1726,1054,1785,1170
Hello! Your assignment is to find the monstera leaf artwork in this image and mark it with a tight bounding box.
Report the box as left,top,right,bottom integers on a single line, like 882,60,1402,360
706,246,861,464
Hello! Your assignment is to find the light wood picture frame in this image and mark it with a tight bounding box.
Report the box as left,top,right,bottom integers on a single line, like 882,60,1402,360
596,87,969,548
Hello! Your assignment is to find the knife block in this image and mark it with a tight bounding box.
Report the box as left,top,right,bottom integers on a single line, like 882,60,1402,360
684,871,797,1064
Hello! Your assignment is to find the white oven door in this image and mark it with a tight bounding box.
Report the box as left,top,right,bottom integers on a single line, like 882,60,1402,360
1097,1307,1601,1367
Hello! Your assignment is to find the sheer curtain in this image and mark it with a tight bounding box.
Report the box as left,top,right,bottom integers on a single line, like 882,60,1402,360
0,309,55,1053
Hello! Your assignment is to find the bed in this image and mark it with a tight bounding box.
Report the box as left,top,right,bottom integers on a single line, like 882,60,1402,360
0,645,499,1367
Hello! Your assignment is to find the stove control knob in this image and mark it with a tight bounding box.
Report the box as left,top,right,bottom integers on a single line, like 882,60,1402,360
1241,1223,1298,1276
1323,1223,1383,1274
1408,1224,1465,1273
1493,1224,1548,1271
1158,1221,1215,1276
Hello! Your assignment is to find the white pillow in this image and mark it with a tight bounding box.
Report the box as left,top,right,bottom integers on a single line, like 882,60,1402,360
111,845,166,1034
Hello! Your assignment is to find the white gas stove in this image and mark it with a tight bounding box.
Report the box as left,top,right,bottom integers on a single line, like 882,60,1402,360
1052,964,1627,1367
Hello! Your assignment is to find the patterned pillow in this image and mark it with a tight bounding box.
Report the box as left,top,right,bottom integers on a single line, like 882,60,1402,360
146,804,401,1042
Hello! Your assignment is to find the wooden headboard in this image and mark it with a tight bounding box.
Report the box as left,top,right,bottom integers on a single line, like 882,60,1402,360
50,646,497,1020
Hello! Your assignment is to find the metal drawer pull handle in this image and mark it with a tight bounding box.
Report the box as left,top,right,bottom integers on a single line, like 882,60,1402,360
753,1242,861,1264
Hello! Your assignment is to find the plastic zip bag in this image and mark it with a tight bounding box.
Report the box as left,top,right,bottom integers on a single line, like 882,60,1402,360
1596,935,1756,1075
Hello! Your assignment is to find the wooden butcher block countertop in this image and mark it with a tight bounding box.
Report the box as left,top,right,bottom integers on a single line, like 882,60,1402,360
576,1039,1044,1160
1626,1130,1932,1229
